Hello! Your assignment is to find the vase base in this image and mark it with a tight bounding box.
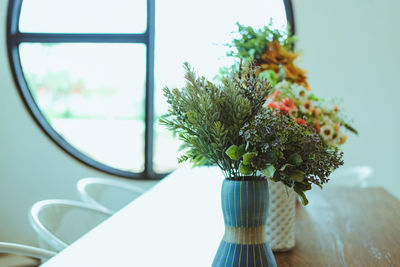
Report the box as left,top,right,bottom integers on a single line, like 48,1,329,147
212,241,277,267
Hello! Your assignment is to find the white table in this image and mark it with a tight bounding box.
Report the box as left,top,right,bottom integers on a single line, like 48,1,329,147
41,166,400,266
42,166,225,267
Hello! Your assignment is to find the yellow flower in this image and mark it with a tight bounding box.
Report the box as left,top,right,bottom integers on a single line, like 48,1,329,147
312,107,321,116
339,134,347,145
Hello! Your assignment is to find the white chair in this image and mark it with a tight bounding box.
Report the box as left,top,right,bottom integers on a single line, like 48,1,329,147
0,242,56,261
29,199,112,252
327,166,373,187
77,177,146,214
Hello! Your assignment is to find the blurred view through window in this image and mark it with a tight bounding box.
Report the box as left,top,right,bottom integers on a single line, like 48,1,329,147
18,0,288,175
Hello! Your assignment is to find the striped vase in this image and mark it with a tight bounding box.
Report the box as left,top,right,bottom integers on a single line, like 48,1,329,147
212,178,277,267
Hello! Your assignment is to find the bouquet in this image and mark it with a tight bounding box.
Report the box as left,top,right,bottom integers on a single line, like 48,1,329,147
228,23,357,147
161,60,343,204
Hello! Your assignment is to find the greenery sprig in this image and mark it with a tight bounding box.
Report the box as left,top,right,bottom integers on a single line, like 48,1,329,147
227,22,296,61
160,60,270,178
234,109,344,205
161,60,344,205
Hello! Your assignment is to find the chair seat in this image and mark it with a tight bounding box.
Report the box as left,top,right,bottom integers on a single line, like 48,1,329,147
29,199,112,252
0,242,56,260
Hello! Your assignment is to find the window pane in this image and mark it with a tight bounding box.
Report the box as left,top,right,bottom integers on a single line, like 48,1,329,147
19,43,146,172
19,0,147,33
154,0,288,173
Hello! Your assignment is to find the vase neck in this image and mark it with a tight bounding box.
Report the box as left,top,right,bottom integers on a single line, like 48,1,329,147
221,179,269,228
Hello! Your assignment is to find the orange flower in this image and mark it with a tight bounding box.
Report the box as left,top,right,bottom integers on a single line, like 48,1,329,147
333,105,339,112
260,40,298,65
314,119,321,133
296,118,307,125
282,98,296,110
257,40,310,90
267,102,279,110
285,63,310,90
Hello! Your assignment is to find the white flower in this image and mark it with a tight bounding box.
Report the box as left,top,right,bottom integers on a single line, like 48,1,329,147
331,131,339,143
322,117,334,126
292,84,308,101
320,124,334,141
333,123,341,132
300,100,313,115
275,80,291,91
288,108,298,119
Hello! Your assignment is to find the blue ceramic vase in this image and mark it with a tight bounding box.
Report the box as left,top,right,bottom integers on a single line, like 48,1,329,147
212,178,277,267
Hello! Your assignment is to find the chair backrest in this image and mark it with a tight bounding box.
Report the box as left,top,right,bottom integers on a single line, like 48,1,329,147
0,242,56,261
77,177,145,214
29,199,112,251
327,166,373,187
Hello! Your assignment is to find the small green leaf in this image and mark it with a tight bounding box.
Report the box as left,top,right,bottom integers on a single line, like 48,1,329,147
242,152,257,165
307,93,319,101
259,70,277,86
290,170,305,182
239,163,253,175
277,67,286,82
288,153,303,166
343,123,359,135
280,163,295,171
294,182,312,191
260,164,276,178
297,191,309,206
225,145,245,160
266,150,279,162
293,184,309,206
191,155,208,167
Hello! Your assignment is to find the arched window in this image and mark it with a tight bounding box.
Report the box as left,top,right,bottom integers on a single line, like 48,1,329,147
7,0,294,179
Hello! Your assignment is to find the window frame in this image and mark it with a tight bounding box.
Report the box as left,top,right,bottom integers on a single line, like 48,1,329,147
6,0,294,180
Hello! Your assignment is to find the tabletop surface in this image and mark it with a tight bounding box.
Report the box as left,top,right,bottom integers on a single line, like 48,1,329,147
42,166,400,267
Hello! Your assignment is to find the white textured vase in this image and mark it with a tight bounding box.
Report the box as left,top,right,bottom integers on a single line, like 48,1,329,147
265,181,296,251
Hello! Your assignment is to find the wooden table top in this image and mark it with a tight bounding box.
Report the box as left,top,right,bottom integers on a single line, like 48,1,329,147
276,186,400,267
42,166,400,267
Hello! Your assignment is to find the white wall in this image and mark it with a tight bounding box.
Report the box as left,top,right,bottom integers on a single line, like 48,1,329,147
1,0,399,247
292,0,400,198
0,0,156,246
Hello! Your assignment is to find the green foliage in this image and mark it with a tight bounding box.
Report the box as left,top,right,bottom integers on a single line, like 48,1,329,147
258,70,277,87
227,22,297,61
260,164,276,178
225,144,245,160
239,108,344,204
160,60,271,178
242,152,257,165
288,153,303,166
161,60,344,205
